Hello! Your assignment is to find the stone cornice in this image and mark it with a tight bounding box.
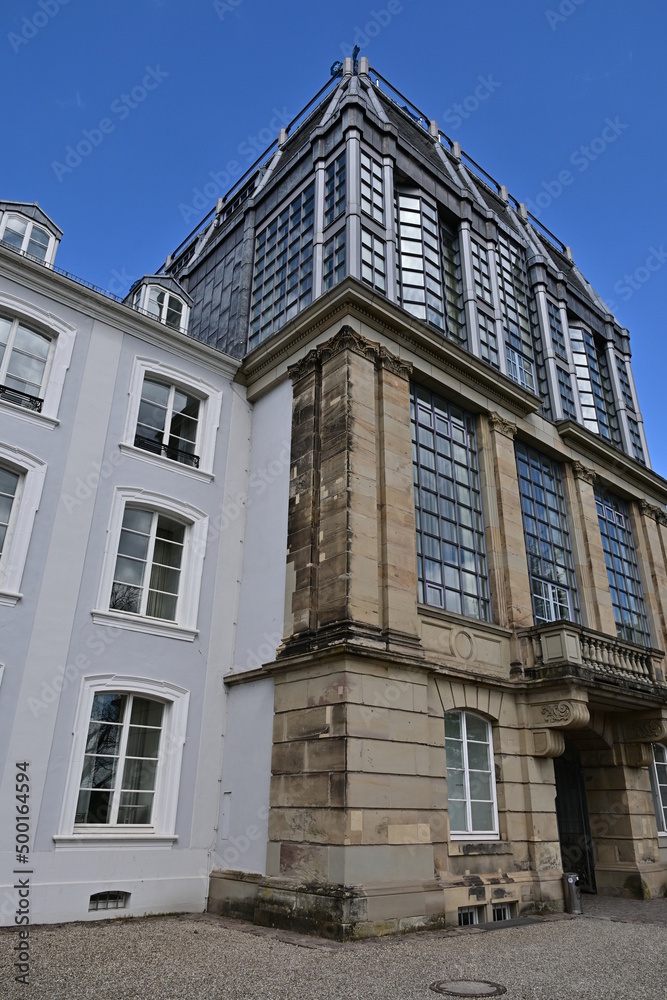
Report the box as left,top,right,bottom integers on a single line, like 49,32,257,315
0,247,241,378
240,279,540,416
557,419,667,506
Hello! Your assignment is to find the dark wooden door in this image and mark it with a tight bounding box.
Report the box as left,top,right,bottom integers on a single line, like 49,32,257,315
554,744,596,892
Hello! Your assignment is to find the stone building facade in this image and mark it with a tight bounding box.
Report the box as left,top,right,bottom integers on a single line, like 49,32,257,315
2,58,667,937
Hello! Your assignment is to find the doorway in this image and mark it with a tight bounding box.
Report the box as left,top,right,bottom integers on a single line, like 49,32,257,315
554,742,596,892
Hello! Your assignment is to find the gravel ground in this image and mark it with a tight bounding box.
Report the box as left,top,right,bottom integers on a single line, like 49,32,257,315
1,901,667,1000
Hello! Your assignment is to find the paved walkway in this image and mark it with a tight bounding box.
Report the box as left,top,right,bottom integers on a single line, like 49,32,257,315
2,897,667,999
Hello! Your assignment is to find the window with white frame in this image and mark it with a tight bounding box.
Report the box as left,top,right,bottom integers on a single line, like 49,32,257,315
122,359,222,479
134,377,200,468
0,445,46,606
56,674,189,842
445,711,498,837
0,294,75,424
131,283,189,333
0,315,51,411
93,489,208,640
650,744,667,834
109,509,185,622
0,466,19,559
75,691,165,826
0,214,53,263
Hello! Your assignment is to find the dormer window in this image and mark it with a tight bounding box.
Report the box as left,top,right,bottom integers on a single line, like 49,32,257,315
130,280,190,333
0,214,54,264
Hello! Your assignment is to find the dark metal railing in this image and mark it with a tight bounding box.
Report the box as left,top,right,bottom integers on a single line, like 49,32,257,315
0,384,43,412
134,435,200,468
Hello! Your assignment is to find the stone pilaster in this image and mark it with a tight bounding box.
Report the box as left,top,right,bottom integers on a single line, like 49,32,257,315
563,462,617,635
480,412,532,629
632,500,667,651
282,327,421,654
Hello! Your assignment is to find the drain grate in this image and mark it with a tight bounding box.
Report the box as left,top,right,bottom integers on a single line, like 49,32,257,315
429,981,507,997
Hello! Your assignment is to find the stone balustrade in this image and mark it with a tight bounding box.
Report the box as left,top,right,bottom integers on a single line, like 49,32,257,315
518,621,666,688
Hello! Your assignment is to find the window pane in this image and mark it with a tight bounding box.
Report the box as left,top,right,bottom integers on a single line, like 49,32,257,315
471,801,495,832
76,789,111,824
117,791,154,825
130,698,164,727
2,216,26,249
85,721,123,756
121,758,158,792
90,692,126,723
448,799,466,833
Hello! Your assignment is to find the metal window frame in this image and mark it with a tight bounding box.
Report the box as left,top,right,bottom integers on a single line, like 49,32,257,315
515,442,580,626
411,385,491,621
594,486,651,646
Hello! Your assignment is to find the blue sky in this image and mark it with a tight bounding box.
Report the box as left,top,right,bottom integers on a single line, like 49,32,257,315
2,0,666,472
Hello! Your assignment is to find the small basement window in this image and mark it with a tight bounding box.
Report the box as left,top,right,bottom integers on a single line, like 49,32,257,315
458,905,484,926
89,891,129,912
492,902,513,922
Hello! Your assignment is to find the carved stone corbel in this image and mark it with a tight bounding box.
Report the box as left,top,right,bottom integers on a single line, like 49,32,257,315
638,499,667,527
531,729,565,758
571,461,596,485
376,346,413,381
623,717,667,745
531,700,590,729
488,412,517,439
612,742,654,768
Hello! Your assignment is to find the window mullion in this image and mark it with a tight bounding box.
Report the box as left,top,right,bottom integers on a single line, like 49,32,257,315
165,385,176,444
140,515,159,616
109,696,132,825
461,714,473,834
0,320,18,382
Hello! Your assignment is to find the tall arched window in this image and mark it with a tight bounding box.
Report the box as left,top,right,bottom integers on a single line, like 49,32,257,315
445,711,498,838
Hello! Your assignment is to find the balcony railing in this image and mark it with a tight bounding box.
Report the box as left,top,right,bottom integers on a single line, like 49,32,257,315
134,434,200,468
0,384,43,412
518,621,666,688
